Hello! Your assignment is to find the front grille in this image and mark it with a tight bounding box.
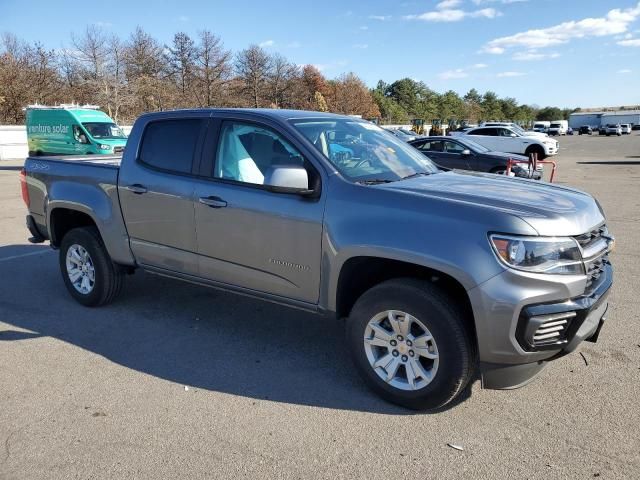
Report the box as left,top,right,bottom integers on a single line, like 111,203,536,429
574,224,611,292
530,311,576,346
574,224,608,249
585,253,609,289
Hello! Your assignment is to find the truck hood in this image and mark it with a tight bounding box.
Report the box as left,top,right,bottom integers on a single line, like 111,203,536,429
379,171,604,236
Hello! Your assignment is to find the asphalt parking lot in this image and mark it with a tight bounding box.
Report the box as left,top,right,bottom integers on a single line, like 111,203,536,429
1,133,639,479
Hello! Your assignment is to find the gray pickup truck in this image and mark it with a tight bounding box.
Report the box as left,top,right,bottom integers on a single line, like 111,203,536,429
21,109,614,410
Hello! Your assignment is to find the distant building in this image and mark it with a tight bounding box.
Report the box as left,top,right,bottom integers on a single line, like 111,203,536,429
569,107,640,129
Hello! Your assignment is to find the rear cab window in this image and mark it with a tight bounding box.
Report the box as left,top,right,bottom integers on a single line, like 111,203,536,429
139,119,204,174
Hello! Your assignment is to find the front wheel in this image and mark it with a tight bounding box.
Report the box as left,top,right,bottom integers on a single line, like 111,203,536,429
59,227,124,306
346,279,477,410
525,145,546,160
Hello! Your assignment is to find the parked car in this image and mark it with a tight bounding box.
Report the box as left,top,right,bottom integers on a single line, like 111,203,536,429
21,109,613,410
25,104,127,156
386,128,420,142
632,124,640,131
620,124,632,135
605,124,622,136
598,125,607,135
454,125,559,159
481,122,548,139
409,136,542,179
578,126,593,135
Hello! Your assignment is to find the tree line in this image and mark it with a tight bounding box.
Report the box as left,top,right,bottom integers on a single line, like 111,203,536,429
0,26,576,126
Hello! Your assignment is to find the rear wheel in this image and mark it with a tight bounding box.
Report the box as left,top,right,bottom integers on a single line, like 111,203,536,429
346,279,477,410
59,227,124,307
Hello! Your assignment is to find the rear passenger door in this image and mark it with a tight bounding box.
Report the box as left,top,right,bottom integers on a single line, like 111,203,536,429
466,128,499,151
192,117,326,304
118,115,208,276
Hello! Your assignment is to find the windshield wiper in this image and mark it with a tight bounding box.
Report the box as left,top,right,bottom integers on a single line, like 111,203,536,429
356,179,395,185
400,171,433,180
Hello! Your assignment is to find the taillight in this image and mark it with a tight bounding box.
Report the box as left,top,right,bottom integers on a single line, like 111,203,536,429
19,168,29,206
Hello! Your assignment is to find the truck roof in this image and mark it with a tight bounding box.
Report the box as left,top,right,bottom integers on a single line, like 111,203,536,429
136,108,363,122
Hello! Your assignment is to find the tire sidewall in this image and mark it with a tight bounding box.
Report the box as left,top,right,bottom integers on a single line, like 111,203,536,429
347,281,472,409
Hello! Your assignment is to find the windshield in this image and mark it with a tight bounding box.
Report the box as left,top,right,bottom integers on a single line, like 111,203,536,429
510,125,526,134
455,136,490,153
398,128,416,136
291,119,439,182
82,122,127,139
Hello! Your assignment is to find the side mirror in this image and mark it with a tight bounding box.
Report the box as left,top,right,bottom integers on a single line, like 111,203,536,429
264,165,314,196
461,149,471,156
79,134,89,144
509,133,517,137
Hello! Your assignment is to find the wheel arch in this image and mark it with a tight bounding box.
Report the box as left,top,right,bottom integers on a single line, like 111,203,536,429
332,255,477,347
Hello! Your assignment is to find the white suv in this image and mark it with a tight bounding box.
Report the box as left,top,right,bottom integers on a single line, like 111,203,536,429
620,124,632,135
605,124,622,136
459,126,559,159
481,122,548,139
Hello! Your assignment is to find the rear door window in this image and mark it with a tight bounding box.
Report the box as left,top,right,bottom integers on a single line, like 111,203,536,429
139,119,204,174
469,128,496,136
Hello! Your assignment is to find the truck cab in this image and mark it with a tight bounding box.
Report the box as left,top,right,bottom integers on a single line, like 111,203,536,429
25,105,127,156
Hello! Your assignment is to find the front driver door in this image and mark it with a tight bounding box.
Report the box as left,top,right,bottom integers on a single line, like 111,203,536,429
441,140,477,170
192,118,326,304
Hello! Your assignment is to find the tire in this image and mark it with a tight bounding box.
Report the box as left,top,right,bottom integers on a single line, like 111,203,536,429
346,278,477,410
524,145,546,160
59,227,124,307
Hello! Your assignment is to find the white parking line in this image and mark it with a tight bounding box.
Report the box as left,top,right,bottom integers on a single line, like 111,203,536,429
0,249,53,262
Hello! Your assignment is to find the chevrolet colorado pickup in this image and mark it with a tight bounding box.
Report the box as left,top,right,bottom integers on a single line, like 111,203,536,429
21,109,614,410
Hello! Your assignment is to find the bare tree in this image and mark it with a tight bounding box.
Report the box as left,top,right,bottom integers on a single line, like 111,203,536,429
235,45,271,108
193,30,231,107
124,26,168,113
266,53,299,108
166,32,197,103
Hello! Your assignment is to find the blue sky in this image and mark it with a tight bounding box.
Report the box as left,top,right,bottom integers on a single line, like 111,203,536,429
2,0,639,108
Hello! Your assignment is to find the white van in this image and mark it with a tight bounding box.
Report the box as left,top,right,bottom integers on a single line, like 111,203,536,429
533,121,551,133
548,120,568,136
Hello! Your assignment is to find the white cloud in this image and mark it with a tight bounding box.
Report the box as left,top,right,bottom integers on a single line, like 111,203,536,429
405,7,500,22
352,43,368,49
311,60,349,72
259,40,275,48
497,71,526,77
512,50,561,60
618,38,640,46
369,15,391,21
437,0,462,9
473,0,527,4
359,25,369,30
482,2,640,53
472,63,488,68
618,69,632,73
439,69,469,79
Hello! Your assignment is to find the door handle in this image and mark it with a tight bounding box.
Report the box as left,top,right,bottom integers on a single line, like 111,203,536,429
125,184,148,194
199,196,227,208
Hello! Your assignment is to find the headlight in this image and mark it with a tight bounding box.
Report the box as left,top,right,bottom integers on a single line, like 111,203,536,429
489,234,584,275
99,144,111,150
